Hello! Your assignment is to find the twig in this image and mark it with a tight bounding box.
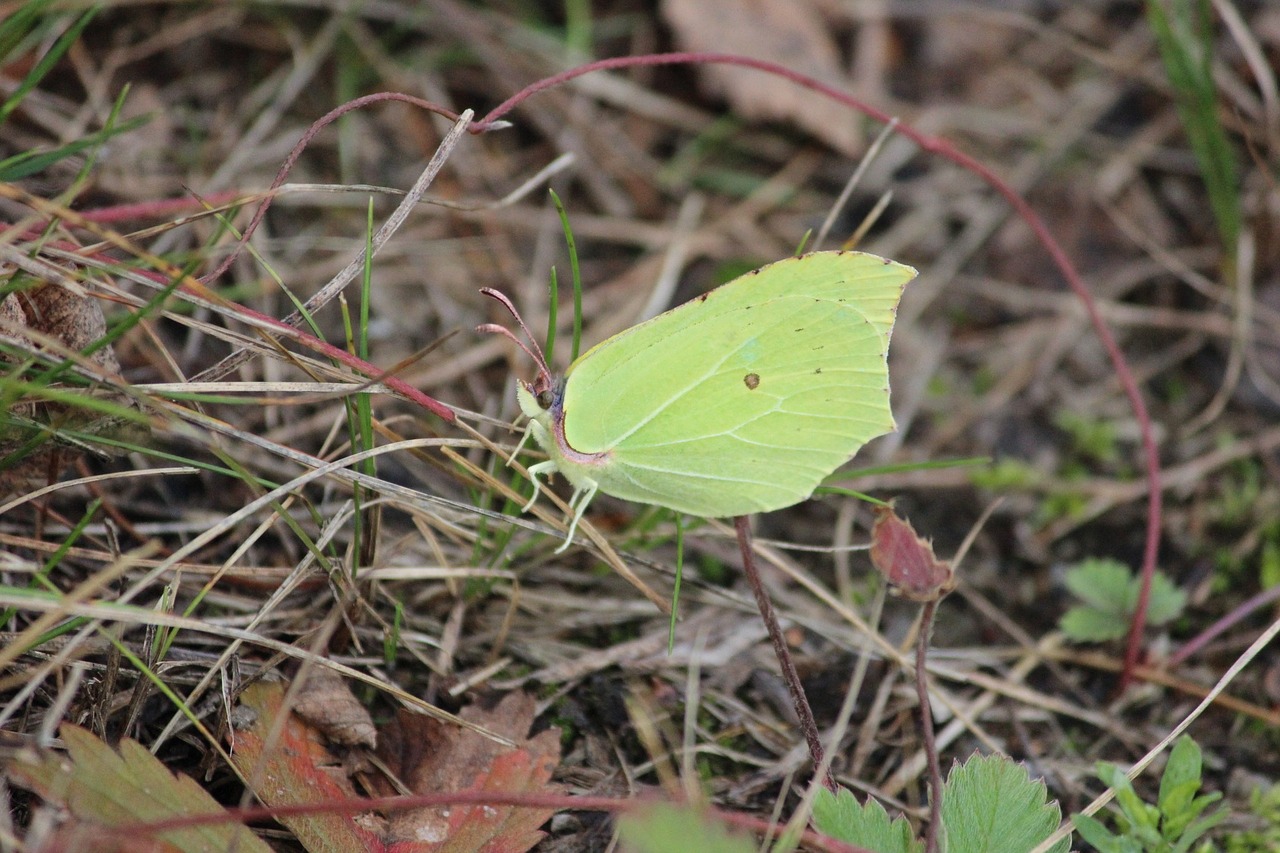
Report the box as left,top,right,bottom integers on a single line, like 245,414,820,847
734,516,835,792
915,599,944,853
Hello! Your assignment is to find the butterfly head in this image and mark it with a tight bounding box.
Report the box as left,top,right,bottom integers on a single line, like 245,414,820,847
515,373,562,424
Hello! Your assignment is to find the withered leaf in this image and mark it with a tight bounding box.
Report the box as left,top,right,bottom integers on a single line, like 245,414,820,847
869,505,955,602
660,0,859,153
7,724,271,853
372,691,563,853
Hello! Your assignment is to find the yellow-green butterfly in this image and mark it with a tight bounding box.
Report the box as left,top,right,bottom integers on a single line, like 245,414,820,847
480,250,916,551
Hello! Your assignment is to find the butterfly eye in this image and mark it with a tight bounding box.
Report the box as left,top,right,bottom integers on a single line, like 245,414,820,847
535,388,555,410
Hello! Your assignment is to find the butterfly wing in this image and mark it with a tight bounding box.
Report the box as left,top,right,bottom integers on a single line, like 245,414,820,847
558,251,913,517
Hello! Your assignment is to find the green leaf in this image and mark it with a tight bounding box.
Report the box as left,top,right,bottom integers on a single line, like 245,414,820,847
1059,559,1187,642
1161,783,1209,840
1060,604,1129,642
1172,808,1228,853
1157,738,1224,845
1063,559,1133,614
1160,738,1202,811
811,786,922,853
617,803,756,853
1161,737,1202,800
940,753,1069,853
1147,571,1189,626
1259,537,1280,589
1105,767,1161,834
1071,812,1128,853
0,4,96,124
8,724,271,853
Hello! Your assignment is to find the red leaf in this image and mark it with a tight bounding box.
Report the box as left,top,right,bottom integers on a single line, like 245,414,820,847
374,692,563,853
231,681,385,852
231,682,563,853
869,505,955,602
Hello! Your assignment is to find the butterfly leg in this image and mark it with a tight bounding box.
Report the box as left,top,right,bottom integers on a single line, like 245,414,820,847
510,421,536,462
521,460,556,512
555,478,599,553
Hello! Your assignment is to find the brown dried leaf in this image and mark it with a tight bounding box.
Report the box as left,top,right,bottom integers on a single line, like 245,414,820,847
230,680,384,853
7,724,272,853
660,0,859,153
6,283,120,374
0,282,130,498
372,692,563,853
231,682,562,853
870,505,955,602
293,666,378,748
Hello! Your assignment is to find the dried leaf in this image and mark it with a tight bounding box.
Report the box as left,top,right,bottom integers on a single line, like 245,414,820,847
231,682,562,853
0,282,132,498
293,666,378,748
231,680,384,853
7,724,271,853
869,505,955,602
4,283,120,374
373,691,563,853
660,0,859,152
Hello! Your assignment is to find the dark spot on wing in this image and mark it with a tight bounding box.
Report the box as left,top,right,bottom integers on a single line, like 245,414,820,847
743,373,760,390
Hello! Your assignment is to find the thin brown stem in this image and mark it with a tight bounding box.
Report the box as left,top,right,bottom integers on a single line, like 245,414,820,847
916,599,944,853
733,516,836,791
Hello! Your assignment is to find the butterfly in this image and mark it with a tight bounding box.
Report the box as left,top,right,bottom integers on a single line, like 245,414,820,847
480,250,915,551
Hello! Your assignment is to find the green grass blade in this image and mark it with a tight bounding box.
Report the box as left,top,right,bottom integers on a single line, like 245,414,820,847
1145,0,1241,251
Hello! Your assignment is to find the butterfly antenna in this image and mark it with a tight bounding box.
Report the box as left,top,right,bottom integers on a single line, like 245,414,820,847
477,288,553,381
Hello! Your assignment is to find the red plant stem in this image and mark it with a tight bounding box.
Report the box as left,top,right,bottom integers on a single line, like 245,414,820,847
1166,582,1280,668
201,92,452,286
75,190,248,223
104,789,879,853
734,516,836,792
466,52,1162,686
916,599,944,853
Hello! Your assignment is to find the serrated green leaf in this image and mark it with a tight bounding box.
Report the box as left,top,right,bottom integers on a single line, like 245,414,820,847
1147,572,1189,625
1060,605,1129,642
1060,559,1187,641
812,786,922,853
939,753,1069,853
1063,558,1134,613
617,803,756,853
8,724,271,853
